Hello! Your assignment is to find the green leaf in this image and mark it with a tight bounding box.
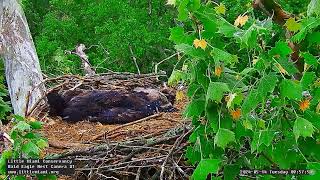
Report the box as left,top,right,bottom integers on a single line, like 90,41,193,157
168,70,184,86
223,164,240,180
280,79,303,100
186,146,201,165
293,117,315,141
13,115,25,122
257,119,266,129
206,82,230,103
251,155,272,169
169,26,193,44
13,138,22,152
192,159,221,180
37,175,57,180
185,98,205,118
217,19,238,37
175,44,205,59
272,135,297,169
301,72,316,89
256,74,278,98
251,130,275,153
36,139,49,149
14,121,31,132
24,132,41,139
276,57,299,75
214,128,235,149
21,141,40,157
301,52,319,66
242,75,277,115
215,3,226,15
211,47,238,65
0,150,12,174
284,17,301,32
189,0,201,11
187,83,202,97
292,17,320,42
307,32,320,45
195,11,218,39
307,0,320,17
235,121,253,140
242,90,259,116
12,176,27,180
305,162,320,179
242,119,253,130
236,25,258,49
269,41,292,57
304,110,320,129
29,121,43,130
178,0,189,21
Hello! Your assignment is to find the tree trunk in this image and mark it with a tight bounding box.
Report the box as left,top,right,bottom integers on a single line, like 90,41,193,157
0,0,46,116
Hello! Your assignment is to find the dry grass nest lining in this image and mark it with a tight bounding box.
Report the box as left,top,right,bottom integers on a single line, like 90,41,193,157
27,73,193,180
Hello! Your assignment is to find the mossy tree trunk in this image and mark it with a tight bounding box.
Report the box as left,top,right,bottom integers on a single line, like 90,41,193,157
0,0,45,116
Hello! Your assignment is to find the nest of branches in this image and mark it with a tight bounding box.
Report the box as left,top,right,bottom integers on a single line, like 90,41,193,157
26,72,193,180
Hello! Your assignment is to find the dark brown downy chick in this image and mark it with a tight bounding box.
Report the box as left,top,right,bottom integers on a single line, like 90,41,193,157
46,88,176,124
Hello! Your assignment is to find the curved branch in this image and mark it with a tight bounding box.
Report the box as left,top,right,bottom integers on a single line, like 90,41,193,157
253,0,290,25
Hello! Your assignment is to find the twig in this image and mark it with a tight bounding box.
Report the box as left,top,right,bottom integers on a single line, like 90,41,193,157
67,44,96,76
97,173,119,180
91,113,163,141
159,127,188,180
70,80,84,90
48,140,91,149
154,53,178,75
135,167,141,180
173,161,189,179
77,155,166,171
148,0,152,15
120,134,180,163
129,45,141,75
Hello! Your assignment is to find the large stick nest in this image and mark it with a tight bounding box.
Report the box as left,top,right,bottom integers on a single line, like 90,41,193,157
26,72,193,180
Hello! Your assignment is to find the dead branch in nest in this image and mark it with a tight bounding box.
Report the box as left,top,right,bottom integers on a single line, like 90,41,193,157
66,44,96,76
129,45,141,75
159,127,193,180
48,122,192,179
91,113,164,141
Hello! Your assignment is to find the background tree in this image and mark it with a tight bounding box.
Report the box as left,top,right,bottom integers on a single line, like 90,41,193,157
0,0,45,116
22,0,177,75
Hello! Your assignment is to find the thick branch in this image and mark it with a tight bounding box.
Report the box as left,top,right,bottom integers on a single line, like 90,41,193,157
67,44,96,76
253,0,290,25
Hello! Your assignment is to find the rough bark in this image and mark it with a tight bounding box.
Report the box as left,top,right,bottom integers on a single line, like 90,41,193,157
0,0,46,116
253,0,290,25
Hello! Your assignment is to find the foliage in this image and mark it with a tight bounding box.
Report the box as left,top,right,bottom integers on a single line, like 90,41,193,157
0,79,11,121
0,62,12,122
0,116,56,180
169,0,320,179
22,0,176,75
